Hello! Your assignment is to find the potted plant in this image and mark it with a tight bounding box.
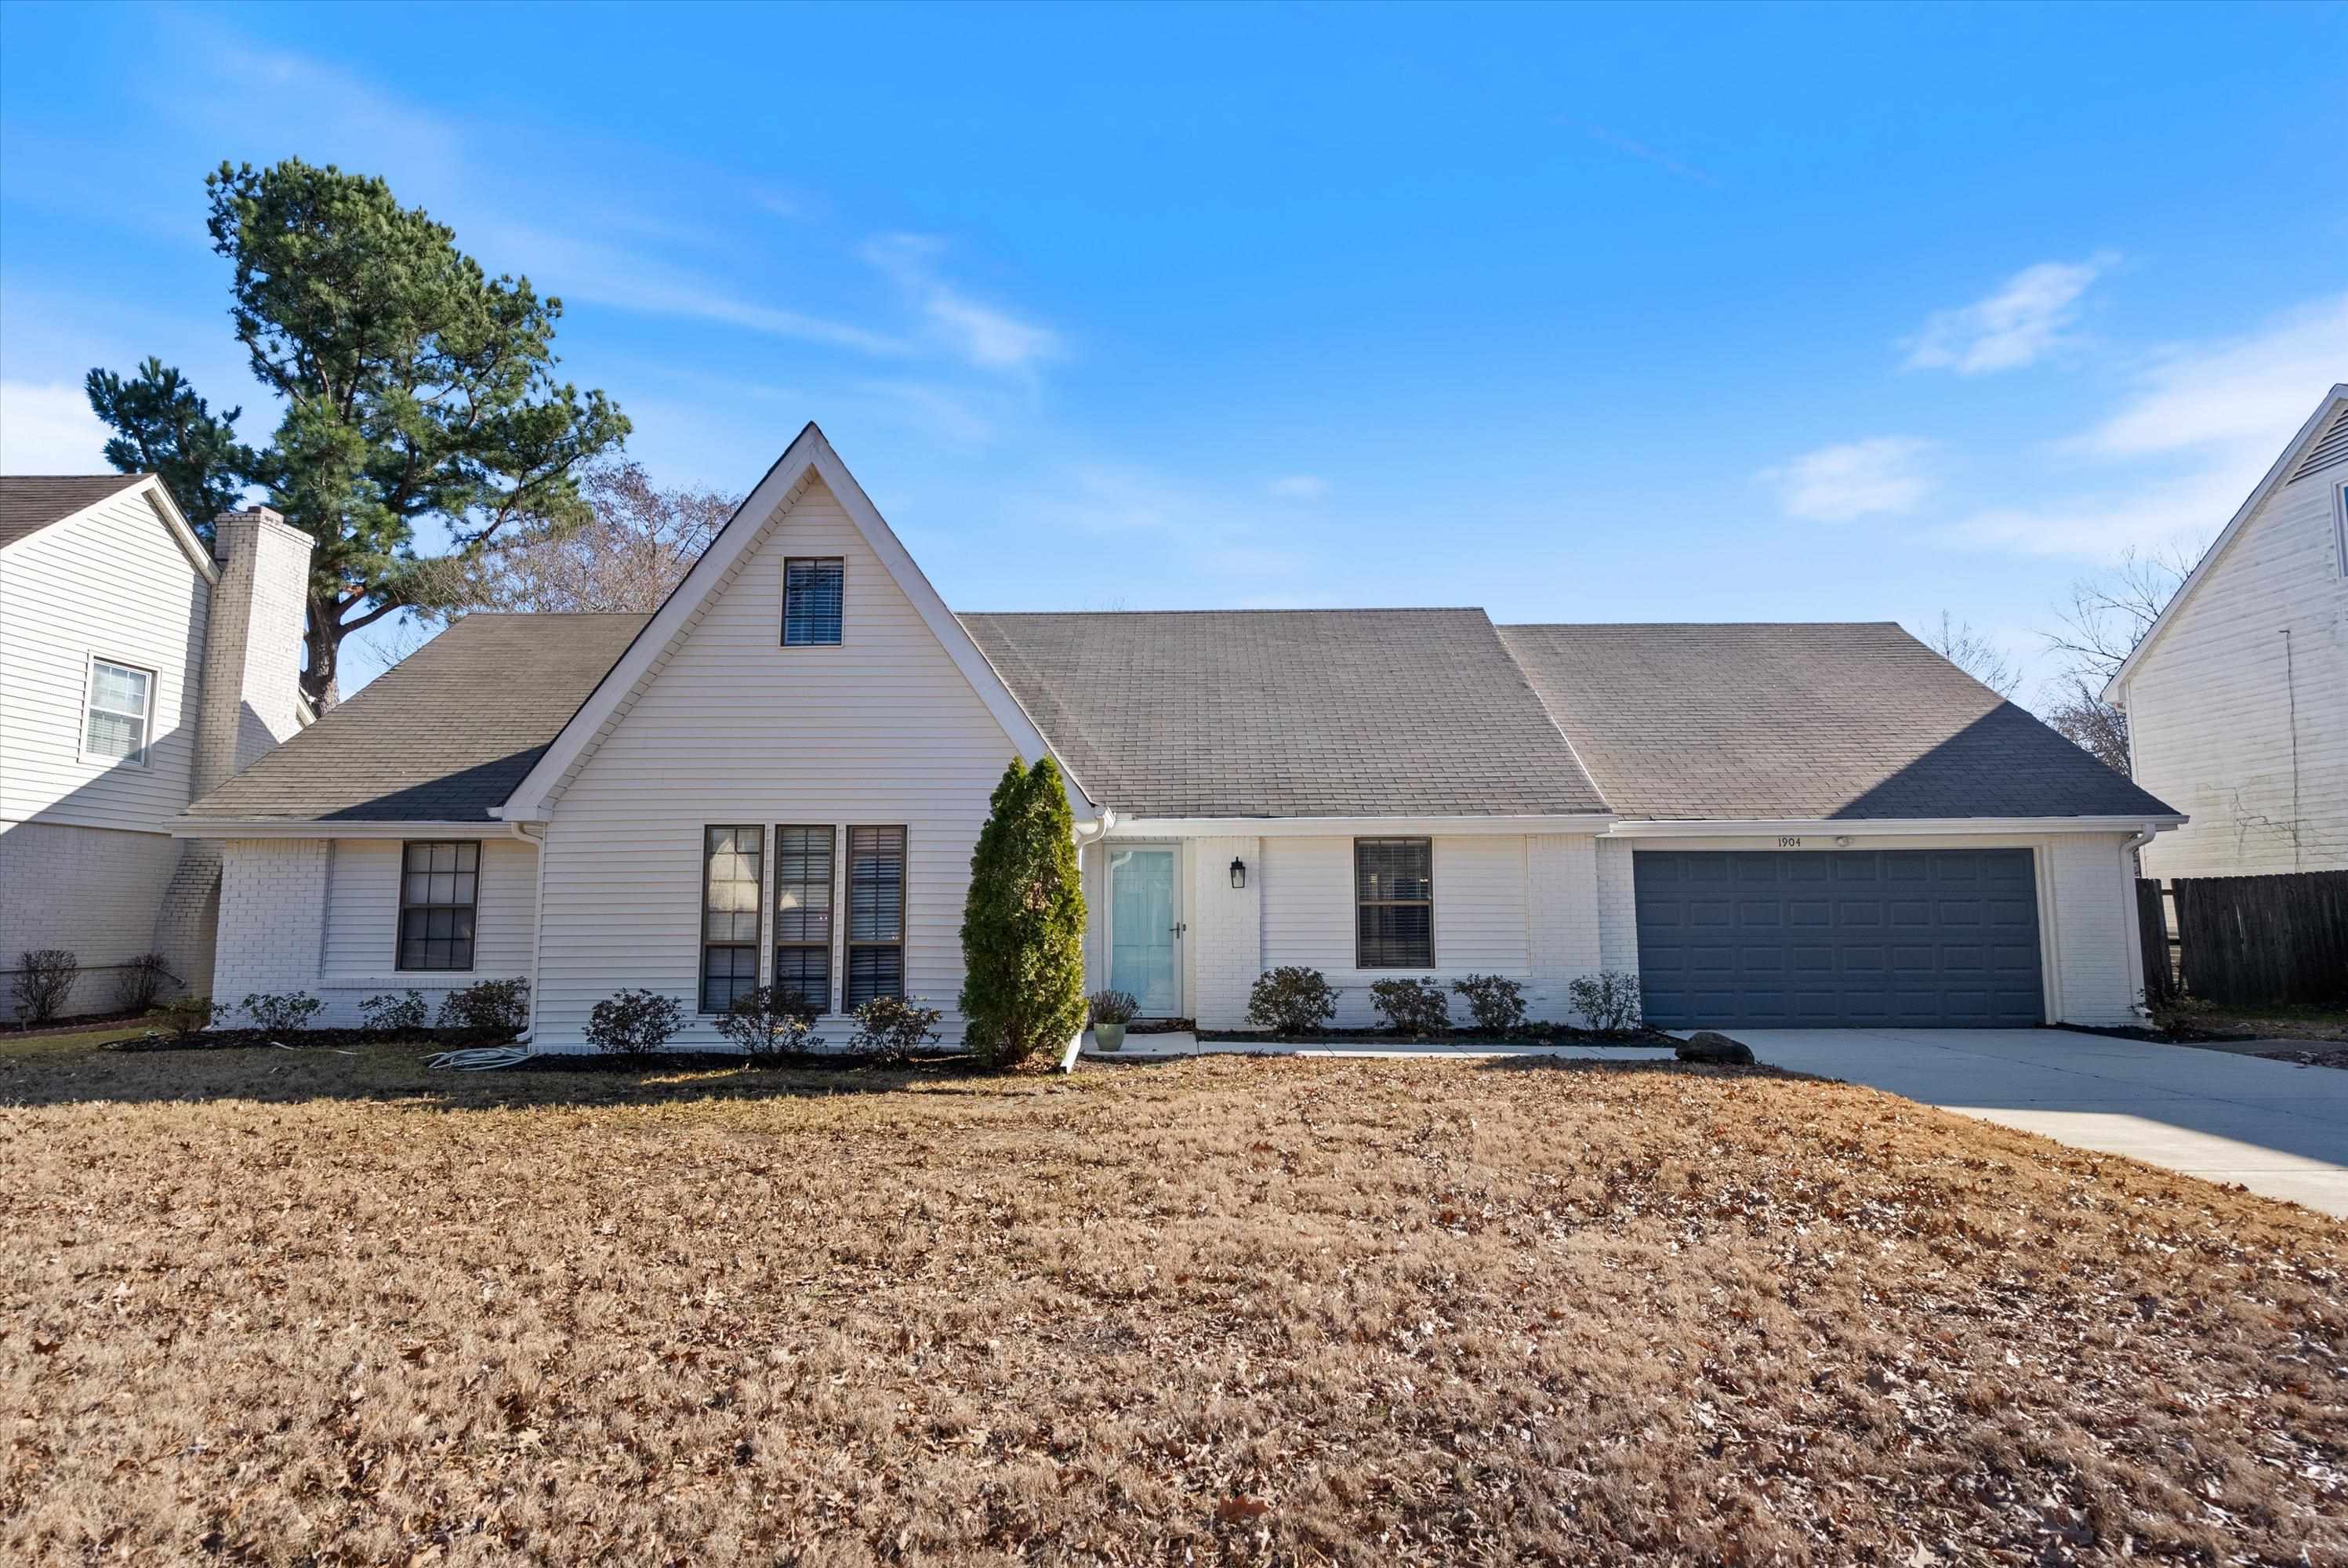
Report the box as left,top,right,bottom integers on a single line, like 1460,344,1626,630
1088,989,1139,1051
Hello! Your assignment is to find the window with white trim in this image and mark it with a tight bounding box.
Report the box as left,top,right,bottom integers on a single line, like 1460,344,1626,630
845,825,905,1007
1355,837,1433,967
772,825,836,1012
2335,481,2347,578
702,826,764,1012
783,557,844,645
83,657,154,766
398,841,479,971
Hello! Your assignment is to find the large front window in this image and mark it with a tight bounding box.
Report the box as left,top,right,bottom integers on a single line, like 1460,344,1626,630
701,826,764,1011
773,825,836,1013
845,825,905,1007
398,841,479,971
1355,837,1433,967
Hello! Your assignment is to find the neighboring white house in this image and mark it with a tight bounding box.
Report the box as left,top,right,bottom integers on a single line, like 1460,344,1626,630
2106,383,2348,881
0,477,312,1018
184,424,2183,1044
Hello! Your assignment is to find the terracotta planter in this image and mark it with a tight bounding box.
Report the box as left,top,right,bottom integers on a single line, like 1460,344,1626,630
1093,1022,1127,1052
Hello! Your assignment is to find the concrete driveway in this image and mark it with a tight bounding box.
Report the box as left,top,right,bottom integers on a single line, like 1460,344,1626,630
1738,1028,2348,1218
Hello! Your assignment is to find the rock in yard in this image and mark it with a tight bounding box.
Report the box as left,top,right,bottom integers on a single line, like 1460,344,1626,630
1677,1030,1755,1065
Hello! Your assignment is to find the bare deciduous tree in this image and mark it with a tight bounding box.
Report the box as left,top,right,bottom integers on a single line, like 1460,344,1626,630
2039,676,2132,775
1923,612,2021,697
450,463,739,613
2031,543,2195,777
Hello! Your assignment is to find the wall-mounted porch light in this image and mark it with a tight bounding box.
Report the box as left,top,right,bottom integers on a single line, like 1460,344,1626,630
1228,856,1247,890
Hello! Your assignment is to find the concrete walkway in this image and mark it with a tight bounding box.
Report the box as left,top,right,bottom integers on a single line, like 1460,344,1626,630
1737,1027,2348,1218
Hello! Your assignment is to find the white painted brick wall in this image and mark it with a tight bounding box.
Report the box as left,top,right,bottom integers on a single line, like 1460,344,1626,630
212,837,539,1027
0,820,184,1018
1595,838,1641,975
1527,833,1603,1023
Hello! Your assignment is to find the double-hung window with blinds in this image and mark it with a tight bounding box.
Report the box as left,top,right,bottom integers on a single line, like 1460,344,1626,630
845,826,906,1007
1355,837,1434,968
701,826,764,1012
398,841,479,971
772,825,836,1012
84,657,154,765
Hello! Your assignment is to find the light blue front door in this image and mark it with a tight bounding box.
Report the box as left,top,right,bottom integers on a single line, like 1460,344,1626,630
1109,847,1181,1017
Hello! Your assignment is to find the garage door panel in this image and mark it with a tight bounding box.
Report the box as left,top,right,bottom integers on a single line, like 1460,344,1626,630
1635,849,2044,1029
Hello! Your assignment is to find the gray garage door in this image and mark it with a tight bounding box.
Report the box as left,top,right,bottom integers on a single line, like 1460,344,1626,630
1633,848,2045,1029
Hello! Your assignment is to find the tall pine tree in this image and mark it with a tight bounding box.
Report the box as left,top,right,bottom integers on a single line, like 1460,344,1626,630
959,756,1087,1069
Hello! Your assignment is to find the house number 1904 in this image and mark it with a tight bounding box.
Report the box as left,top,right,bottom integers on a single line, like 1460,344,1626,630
1777,836,1804,848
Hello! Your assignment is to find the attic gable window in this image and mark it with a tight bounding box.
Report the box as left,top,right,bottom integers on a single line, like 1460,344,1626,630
783,557,844,645
83,657,154,767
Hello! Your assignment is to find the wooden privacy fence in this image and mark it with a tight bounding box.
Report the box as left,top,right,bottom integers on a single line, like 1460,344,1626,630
2150,870,2348,1007
2134,879,2176,1005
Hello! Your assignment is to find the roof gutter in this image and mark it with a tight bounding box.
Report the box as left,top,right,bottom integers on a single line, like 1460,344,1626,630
1602,815,2187,839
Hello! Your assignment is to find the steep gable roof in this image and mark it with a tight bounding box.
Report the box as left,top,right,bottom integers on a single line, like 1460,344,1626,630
963,608,1608,818
2105,383,2348,699
186,614,650,823
1500,621,2178,822
490,423,1087,820
0,474,216,582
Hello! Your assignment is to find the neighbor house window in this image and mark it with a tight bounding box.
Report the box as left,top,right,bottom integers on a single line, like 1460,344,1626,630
844,825,905,1007
83,657,154,766
1355,837,1433,967
772,825,836,1013
783,557,844,645
701,826,764,1012
398,841,479,971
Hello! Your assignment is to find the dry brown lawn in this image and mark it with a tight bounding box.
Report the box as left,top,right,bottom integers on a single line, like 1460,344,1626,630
2,1041,2342,1566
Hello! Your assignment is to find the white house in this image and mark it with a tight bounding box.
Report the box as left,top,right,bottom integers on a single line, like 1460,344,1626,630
184,425,2183,1045
2105,383,2348,880
0,477,312,1017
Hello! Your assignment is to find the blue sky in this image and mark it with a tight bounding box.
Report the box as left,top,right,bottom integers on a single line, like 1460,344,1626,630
3,1,2343,692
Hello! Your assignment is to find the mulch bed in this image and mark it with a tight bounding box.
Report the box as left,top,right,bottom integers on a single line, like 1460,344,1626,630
1196,1025,1673,1046
2257,1047,2348,1070
105,1027,513,1054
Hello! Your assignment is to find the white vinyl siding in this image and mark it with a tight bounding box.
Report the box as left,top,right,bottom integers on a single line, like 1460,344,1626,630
532,477,1024,1049
0,488,209,833
2126,444,2348,878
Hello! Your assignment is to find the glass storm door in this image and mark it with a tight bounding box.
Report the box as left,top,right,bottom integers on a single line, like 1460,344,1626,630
1108,847,1181,1017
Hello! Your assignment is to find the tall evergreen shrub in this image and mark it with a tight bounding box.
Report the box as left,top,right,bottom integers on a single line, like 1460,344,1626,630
959,756,1087,1069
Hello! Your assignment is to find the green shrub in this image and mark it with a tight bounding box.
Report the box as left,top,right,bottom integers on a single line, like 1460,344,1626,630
847,996,944,1058
149,995,222,1041
114,953,179,1014
360,990,430,1033
1451,973,1527,1033
714,984,823,1059
437,978,530,1040
1369,976,1450,1036
584,989,685,1054
12,949,79,1024
1246,967,1337,1036
242,991,324,1033
1567,971,1644,1036
957,755,1087,1070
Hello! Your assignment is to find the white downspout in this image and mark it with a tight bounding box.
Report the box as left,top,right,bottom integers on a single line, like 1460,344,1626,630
1059,806,1116,1073
510,819,546,1046
2123,822,2161,1020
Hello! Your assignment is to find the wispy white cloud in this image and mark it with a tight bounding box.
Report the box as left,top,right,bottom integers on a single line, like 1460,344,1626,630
1581,125,1720,187
0,381,113,473
1946,291,2348,558
467,222,908,355
1762,437,1934,521
1904,253,2117,375
862,234,1062,371
1268,474,1329,500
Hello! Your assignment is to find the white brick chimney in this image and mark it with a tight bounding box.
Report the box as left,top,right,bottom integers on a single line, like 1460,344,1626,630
151,505,316,1000
194,505,314,798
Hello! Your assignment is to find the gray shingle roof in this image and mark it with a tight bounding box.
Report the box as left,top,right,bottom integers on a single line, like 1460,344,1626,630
1497,622,2179,821
963,608,1608,818
0,474,151,550
187,612,651,822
